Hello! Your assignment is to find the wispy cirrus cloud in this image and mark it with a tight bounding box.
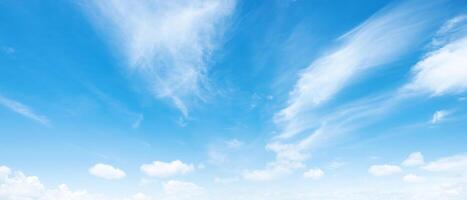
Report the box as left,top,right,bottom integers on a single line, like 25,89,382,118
422,154,467,172
245,1,445,181
275,0,441,139
431,110,449,124
0,95,49,125
85,0,235,117
404,14,467,96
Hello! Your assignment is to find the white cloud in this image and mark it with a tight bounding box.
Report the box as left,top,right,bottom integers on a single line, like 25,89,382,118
140,160,194,177
246,2,444,180
163,180,204,199
422,155,467,172
403,174,425,183
402,152,425,167
431,110,449,124
86,0,235,116
243,139,311,181
0,166,11,179
440,182,466,197
0,165,152,200
88,163,126,180
369,165,402,176
0,95,49,125
252,0,444,181
0,171,44,199
245,100,388,181
274,1,438,139
303,168,324,180
405,15,467,96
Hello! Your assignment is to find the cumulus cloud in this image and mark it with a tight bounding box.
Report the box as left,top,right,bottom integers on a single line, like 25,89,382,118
0,95,49,125
405,14,467,96
303,168,324,180
243,141,308,181
140,160,194,177
88,163,126,180
0,166,11,179
0,171,44,199
431,110,449,124
422,154,467,172
163,180,204,199
0,165,150,200
403,174,425,183
85,0,235,116
369,164,402,176
402,152,425,167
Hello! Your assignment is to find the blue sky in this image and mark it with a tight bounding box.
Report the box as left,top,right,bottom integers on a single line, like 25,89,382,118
1,0,467,199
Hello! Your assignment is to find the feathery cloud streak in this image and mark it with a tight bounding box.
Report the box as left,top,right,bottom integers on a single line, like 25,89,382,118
86,0,235,116
0,95,49,125
275,1,440,139
405,14,467,96
244,1,444,181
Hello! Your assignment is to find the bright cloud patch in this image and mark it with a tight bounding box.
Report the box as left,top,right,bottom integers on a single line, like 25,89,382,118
406,15,467,96
140,160,194,177
402,152,425,167
0,166,11,179
245,1,445,182
0,171,44,199
422,155,467,172
368,164,402,176
274,1,438,139
0,165,149,200
431,110,449,124
86,0,235,116
88,163,126,180
303,168,324,180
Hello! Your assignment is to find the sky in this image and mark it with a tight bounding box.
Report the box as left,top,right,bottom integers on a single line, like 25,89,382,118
0,0,467,199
